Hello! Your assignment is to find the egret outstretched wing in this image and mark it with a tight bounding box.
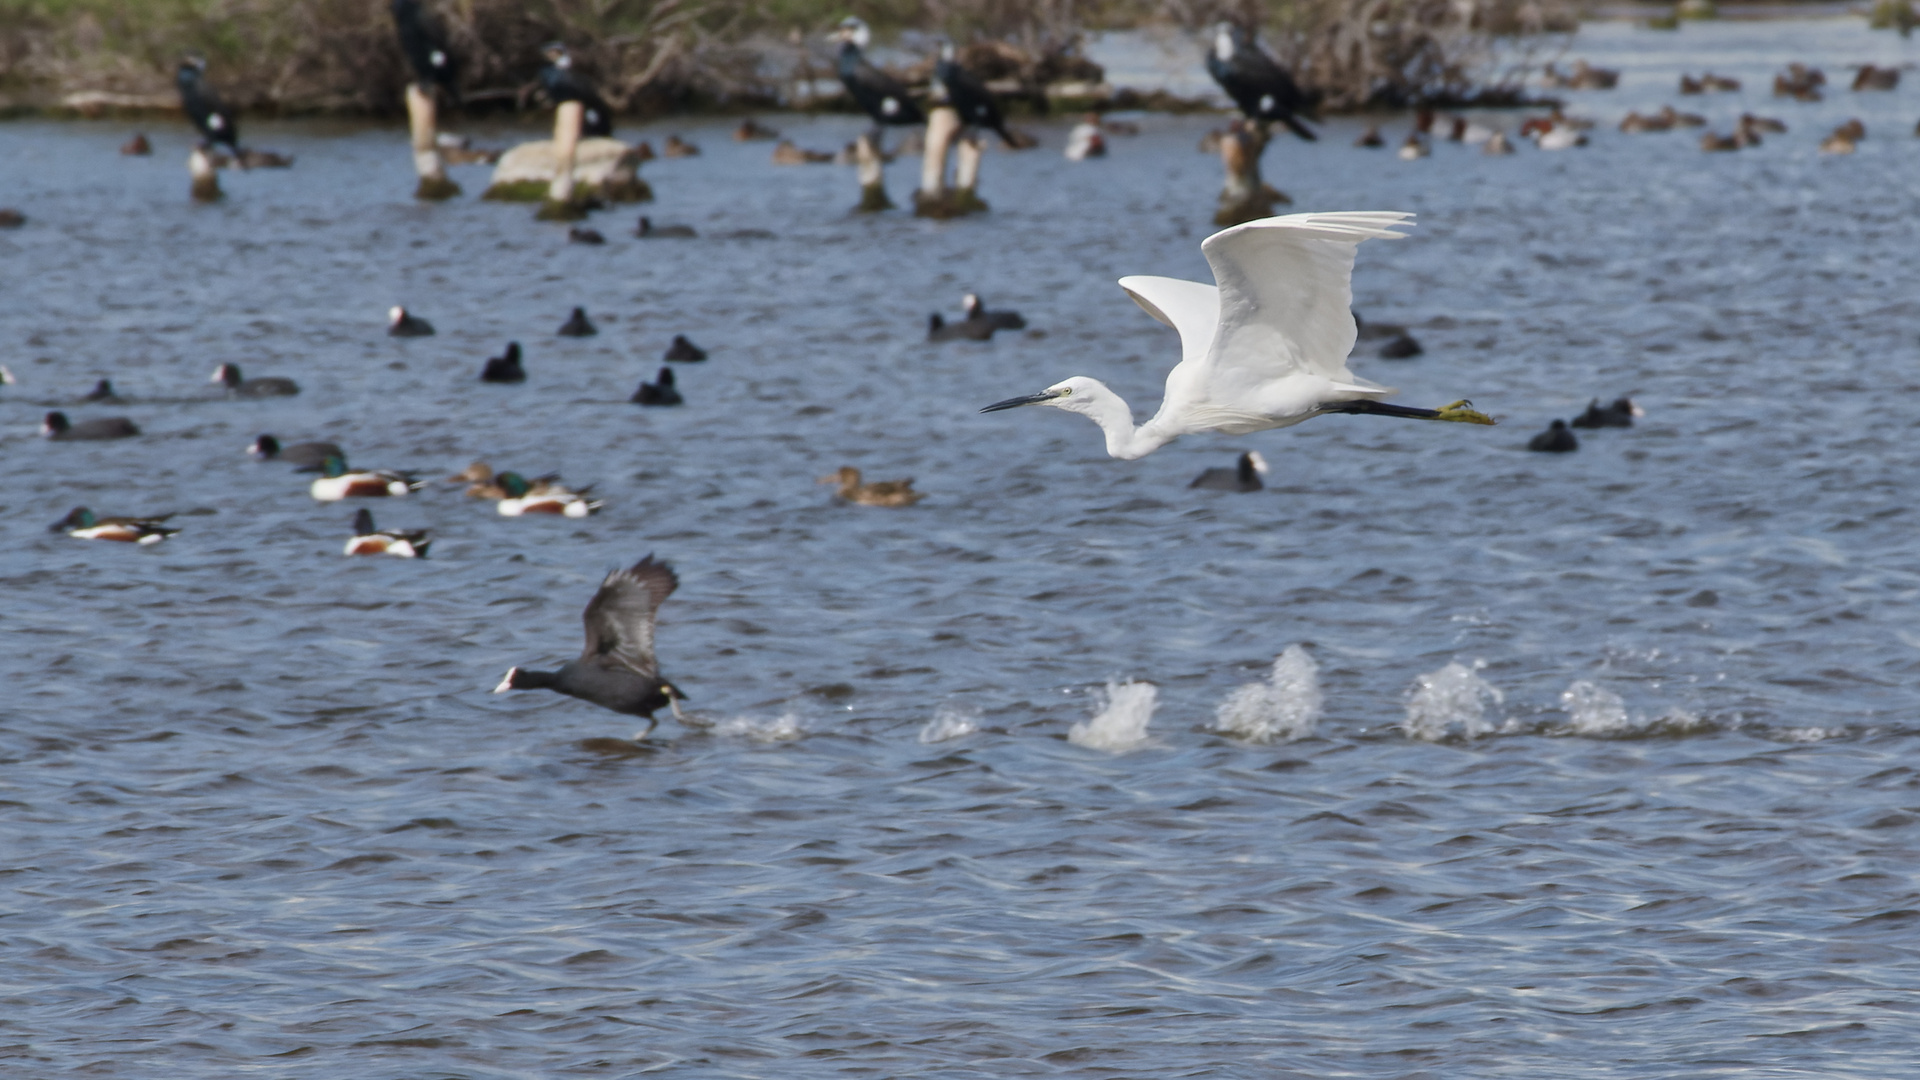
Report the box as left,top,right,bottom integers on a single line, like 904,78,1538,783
1118,275,1219,370
1171,211,1413,419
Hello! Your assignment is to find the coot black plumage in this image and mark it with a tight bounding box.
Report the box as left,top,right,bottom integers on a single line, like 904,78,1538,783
250,434,345,468
388,306,436,337
211,363,299,397
664,334,707,362
1190,450,1268,492
494,555,686,732
43,411,139,440
557,308,598,337
481,342,526,383
1570,396,1640,429
632,366,682,405
1528,419,1579,453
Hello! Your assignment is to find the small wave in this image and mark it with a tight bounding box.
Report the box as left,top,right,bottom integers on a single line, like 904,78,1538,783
1069,680,1156,752
1404,660,1504,741
715,713,807,742
1214,645,1320,743
919,705,980,744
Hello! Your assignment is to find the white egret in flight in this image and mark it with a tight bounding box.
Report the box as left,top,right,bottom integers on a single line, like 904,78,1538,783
981,211,1493,459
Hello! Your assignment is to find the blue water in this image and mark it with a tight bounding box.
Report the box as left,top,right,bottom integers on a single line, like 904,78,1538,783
3,16,1919,1077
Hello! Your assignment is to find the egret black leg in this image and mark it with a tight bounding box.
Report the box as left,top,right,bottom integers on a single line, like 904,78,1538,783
1325,399,1496,425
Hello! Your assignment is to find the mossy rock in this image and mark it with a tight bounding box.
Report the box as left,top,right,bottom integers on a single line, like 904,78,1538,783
414,175,461,201
534,198,596,222
1645,12,1680,28
1676,0,1717,19
483,179,551,202
913,189,989,219
854,183,893,214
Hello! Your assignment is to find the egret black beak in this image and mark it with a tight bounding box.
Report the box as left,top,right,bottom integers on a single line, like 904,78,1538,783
980,389,1062,413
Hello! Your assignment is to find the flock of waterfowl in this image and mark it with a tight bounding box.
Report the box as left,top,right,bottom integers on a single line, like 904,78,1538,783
14,8,1908,728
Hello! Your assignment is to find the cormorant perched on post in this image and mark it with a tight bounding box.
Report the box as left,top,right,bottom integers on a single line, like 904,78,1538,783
1204,22,1316,141
175,56,240,154
933,42,1013,145
391,0,460,102
539,43,613,137
834,18,924,134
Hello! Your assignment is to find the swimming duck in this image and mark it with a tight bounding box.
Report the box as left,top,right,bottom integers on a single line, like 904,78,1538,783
1535,124,1586,150
963,293,1026,331
82,378,122,402
43,411,139,440
1774,63,1825,101
51,506,178,544
1482,130,1514,155
388,305,436,337
735,118,779,141
481,342,526,383
121,133,152,155
1853,65,1900,92
211,363,299,397
1527,419,1579,453
1820,127,1858,154
345,508,431,558
495,472,603,517
636,216,696,238
557,308,597,337
1569,396,1642,429
568,226,606,245
662,134,700,157
493,554,686,731
631,366,683,405
250,433,344,468
771,139,834,164
822,466,923,506
664,334,707,362
1189,450,1268,492
927,312,995,342
1064,115,1107,161
448,461,510,498
1354,125,1385,148
1397,131,1429,160
1741,113,1788,134
0,209,23,228
310,455,423,500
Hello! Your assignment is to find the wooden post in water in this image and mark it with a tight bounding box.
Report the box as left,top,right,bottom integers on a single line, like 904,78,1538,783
1214,120,1289,227
538,100,587,220
913,106,964,218
188,147,221,202
950,132,988,214
407,83,459,200
853,133,891,212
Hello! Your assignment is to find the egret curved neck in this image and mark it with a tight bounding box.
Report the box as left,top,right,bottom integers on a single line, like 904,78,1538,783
1073,381,1177,461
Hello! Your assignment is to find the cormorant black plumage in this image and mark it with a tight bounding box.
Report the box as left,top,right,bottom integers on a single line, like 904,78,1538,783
835,18,924,131
539,44,614,138
1204,23,1316,142
175,57,240,153
391,0,460,101
933,42,1012,145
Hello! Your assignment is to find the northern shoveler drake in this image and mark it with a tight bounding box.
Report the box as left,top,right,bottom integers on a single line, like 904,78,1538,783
822,466,923,506
493,554,686,734
43,411,139,440
496,471,602,517
344,508,431,557
211,363,299,397
310,455,423,500
51,506,178,544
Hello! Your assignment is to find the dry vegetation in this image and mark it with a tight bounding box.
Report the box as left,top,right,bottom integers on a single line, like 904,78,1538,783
0,0,1569,115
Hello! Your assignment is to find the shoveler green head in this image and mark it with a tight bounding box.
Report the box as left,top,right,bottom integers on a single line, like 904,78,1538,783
320,454,350,478
497,471,534,498
51,506,96,532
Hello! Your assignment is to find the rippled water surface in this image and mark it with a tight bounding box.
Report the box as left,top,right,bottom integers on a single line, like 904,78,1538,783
5,18,1920,1077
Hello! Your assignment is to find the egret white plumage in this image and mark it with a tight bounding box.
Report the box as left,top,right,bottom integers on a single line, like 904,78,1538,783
981,211,1493,460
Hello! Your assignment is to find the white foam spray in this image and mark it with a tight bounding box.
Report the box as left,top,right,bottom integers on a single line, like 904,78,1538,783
919,705,980,744
1405,660,1505,741
1068,680,1156,752
1214,645,1321,743
1560,680,1631,736
716,713,807,742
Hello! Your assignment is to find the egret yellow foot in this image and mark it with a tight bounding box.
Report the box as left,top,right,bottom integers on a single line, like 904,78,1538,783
1434,400,1496,425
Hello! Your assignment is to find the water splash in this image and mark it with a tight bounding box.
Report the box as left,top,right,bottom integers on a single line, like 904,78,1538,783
1561,680,1631,735
1214,645,1321,743
1405,660,1504,741
919,705,980,744
1068,680,1156,752
716,713,807,742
